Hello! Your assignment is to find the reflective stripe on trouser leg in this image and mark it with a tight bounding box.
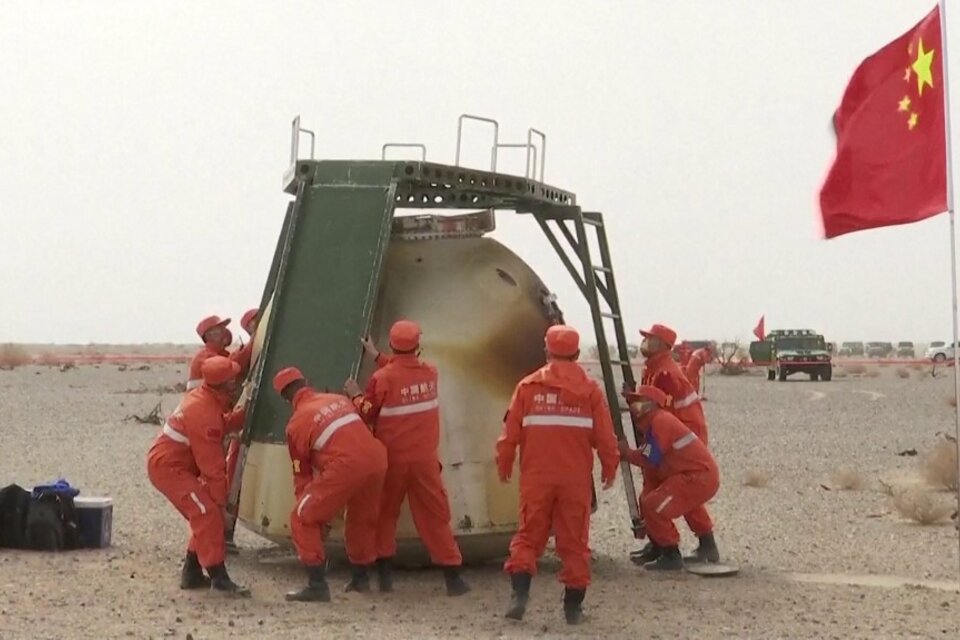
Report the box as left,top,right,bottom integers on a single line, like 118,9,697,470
554,483,592,589
376,464,412,559
149,463,225,568
405,460,463,566
504,484,557,577
344,470,386,566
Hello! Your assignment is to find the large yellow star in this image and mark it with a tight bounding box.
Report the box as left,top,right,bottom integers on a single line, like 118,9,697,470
912,38,935,96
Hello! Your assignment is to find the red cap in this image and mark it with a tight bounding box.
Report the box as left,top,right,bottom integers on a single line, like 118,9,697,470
201,356,241,386
273,367,305,395
625,385,668,407
240,308,258,334
545,325,580,357
640,324,677,348
389,320,421,352
196,315,230,339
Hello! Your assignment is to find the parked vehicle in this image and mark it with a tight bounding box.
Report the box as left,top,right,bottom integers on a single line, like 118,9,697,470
896,341,915,358
926,342,958,362
838,341,865,357
865,341,894,358
749,329,832,381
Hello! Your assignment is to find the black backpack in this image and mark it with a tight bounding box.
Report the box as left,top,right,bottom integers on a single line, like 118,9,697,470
0,484,32,549
24,490,79,551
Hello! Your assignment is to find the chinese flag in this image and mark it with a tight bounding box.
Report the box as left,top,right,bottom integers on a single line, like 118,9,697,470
753,315,765,341
819,6,947,239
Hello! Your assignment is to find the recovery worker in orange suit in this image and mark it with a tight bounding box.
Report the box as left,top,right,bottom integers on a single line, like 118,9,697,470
146,356,250,597
344,320,470,597
625,323,717,566
187,315,232,391
274,367,388,602
619,385,720,570
684,345,713,397
496,325,620,625
223,307,259,553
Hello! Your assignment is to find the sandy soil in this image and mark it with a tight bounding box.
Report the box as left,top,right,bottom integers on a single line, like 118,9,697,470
1,363,959,639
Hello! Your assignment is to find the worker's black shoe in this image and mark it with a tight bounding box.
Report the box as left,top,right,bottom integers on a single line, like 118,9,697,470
504,572,532,621
684,533,720,564
562,587,586,625
644,545,684,571
224,532,239,555
443,566,470,596
629,541,661,566
179,552,210,590
376,557,394,593
344,564,371,593
208,563,251,597
285,565,331,602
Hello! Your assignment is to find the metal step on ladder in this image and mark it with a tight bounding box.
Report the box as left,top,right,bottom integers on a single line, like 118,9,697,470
528,204,645,539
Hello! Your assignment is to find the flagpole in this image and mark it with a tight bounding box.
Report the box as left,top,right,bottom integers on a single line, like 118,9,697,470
938,0,960,583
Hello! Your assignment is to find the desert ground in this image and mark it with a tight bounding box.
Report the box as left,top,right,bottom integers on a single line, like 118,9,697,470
1,359,959,639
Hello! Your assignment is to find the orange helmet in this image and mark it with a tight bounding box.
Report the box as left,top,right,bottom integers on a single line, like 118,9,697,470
545,325,580,357
625,385,668,407
273,367,305,395
201,356,240,386
639,324,677,348
196,315,230,339
389,320,421,352
240,308,258,334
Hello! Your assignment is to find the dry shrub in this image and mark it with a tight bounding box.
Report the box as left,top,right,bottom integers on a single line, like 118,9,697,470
829,468,868,491
910,362,925,370
844,364,867,375
0,343,30,370
743,470,771,488
896,367,910,379
921,437,959,491
864,368,881,378
879,361,891,368
892,488,955,525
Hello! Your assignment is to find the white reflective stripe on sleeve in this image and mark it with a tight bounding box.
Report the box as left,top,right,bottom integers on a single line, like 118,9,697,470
186,379,202,390
673,392,699,409
673,432,698,450
521,415,594,429
297,494,311,518
655,495,674,514
313,413,362,451
189,491,207,515
379,398,440,417
162,423,190,445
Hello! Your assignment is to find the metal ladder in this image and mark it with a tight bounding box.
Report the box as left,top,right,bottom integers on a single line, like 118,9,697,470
529,204,644,538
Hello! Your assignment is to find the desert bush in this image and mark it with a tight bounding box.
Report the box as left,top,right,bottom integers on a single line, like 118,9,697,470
910,362,925,370
0,344,30,370
921,437,958,491
743,470,771,488
864,368,881,378
892,488,955,525
843,364,867,375
829,468,868,491
896,367,910,379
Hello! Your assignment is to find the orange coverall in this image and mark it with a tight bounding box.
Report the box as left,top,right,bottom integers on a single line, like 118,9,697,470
223,342,255,497
496,361,619,588
146,385,235,568
287,389,387,567
625,408,719,546
187,344,228,391
354,354,463,566
684,348,711,395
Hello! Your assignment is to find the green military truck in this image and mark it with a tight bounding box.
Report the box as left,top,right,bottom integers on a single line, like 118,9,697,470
749,329,833,382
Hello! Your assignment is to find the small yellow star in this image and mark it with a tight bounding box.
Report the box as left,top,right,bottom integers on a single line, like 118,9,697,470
904,67,911,82
908,112,919,130
912,38,935,95
898,95,912,112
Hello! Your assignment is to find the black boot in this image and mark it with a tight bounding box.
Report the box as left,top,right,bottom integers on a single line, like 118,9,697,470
344,564,371,593
208,563,251,597
629,541,662,566
376,557,393,593
563,587,586,625
224,529,239,556
683,533,720,564
179,552,210,590
504,572,532,621
285,564,331,602
443,566,470,596
644,545,684,571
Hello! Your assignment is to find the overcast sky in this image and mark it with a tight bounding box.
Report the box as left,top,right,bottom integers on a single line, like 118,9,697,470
2,0,956,346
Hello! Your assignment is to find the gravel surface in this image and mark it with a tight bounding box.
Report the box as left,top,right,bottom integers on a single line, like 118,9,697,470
1,363,959,639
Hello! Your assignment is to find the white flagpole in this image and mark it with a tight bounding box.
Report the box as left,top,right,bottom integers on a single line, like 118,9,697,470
938,0,960,581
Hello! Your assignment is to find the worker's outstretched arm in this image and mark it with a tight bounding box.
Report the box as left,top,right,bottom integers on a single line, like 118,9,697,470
495,388,524,482
222,406,247,435
590,388,621,486
192,415,229,506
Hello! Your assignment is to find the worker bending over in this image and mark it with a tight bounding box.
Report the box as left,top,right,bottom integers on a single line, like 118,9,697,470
274,367,387,602
684,345,713,398
496,325,619,625
187,315,232,390
620,386,720,571
345,320,470,597
146,356,250,597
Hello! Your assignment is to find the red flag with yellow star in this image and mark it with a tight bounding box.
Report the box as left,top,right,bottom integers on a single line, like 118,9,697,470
819,6,947,239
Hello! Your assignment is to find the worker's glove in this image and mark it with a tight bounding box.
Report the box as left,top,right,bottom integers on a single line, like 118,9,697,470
620,380,634,398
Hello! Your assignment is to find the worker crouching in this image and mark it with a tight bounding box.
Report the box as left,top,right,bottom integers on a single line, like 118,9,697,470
345,320,470,597
146,356,250,597
620,386,720,571
275,367,388,602
495,325,619,625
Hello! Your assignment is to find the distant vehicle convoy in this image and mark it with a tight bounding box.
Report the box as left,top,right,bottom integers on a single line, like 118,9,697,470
749,329,833,382
865,342,894,358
